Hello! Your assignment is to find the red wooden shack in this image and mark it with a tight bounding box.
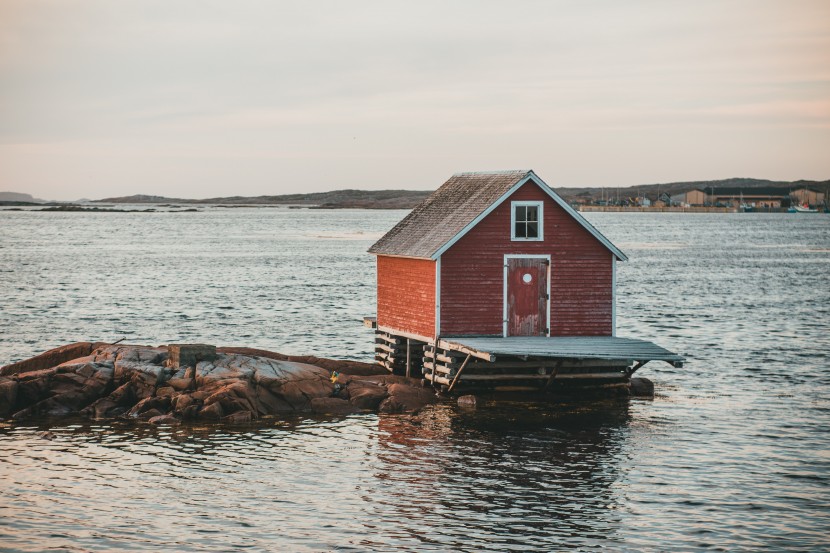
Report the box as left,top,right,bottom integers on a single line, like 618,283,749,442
366,170,683,392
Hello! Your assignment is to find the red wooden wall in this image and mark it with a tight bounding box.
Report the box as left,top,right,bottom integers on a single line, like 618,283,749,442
376,256,436,338
439,181,613,336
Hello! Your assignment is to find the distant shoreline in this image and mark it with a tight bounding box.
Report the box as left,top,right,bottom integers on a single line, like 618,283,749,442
4,176,828,210
579,206,786,213
2,204,825,214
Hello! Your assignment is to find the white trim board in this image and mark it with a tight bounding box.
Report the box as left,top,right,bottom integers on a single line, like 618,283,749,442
430,171,628,262
503,254,551,337
611,255,617,337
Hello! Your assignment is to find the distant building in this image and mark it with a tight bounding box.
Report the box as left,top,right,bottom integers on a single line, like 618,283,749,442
670,189,706,206
790,187,826,207
704,187,791,208
649,192,671,208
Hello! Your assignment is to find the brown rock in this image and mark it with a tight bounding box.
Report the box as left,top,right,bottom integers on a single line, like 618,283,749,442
51,372,88,392
128,396,171,417
378,397,404,414
111,345,167,366
15,367,59,406
10,397,71,418
148,414,180,425
217,347,385,376
223,411,252,424
202,380,257,416
311,397,360,415
105,381,136,404
14,361,114,417
56,362,113,396
139,408,164,420
288,356,386,376
254,387,296,414
83,398,120,419
198,401,224,420
0,377,18,417
178,405,200,419
156,386,176,398
172,393,195,411
0,342,101,377
380,383,436,414
171,393,201,419
195,355,256,385
167,378,192,391
120,363,166,399
630,377,655,397
457,395,477,408
252,358,334,410
82,382,135,418
348,385,388,410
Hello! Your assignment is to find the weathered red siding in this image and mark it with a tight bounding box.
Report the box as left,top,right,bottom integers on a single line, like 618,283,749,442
377,256,435,338
440,182,613,336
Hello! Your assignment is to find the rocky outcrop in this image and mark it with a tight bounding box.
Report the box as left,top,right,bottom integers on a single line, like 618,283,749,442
0,342,105,376
0,343,435,422
216,347,384,376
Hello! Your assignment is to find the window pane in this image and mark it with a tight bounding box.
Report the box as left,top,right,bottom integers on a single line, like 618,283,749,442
515,205,526,222
526,222,538,238
514,221,526,238
526,206,538,222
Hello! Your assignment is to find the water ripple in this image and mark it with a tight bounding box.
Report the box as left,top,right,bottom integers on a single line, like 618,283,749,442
1,210,830,551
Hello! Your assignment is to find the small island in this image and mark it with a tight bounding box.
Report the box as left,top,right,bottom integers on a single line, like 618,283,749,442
0,342,438,423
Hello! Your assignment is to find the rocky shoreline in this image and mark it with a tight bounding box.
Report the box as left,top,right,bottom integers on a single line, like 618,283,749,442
0,343,436,424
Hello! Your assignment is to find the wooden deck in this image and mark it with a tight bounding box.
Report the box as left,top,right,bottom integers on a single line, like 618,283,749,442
366,316,685,392
423,336,683,391
438,336,685,366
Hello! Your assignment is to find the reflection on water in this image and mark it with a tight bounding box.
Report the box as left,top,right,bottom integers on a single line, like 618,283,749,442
372,401,633,551
1,401,636,552
1,210,829,551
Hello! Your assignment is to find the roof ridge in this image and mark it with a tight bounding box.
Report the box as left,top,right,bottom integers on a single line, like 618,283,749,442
452,169,531,176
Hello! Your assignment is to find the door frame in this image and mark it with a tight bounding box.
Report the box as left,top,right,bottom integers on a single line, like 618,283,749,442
503,254,551,337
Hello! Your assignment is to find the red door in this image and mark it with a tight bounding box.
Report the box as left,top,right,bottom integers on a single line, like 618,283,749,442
506,257,548,336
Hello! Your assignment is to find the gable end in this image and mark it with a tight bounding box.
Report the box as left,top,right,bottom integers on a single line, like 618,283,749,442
431,171,628,261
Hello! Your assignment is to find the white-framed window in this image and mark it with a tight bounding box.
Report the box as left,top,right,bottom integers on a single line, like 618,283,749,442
511,201,543,241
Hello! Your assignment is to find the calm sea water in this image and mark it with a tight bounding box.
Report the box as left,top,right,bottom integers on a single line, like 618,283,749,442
1,208,829,552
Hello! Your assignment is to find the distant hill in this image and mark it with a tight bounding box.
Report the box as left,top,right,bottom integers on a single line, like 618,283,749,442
0,191,46,203
92,178,830,208
96,189,432,209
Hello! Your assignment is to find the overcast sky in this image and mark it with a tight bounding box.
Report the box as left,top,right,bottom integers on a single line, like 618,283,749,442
1,1,828,200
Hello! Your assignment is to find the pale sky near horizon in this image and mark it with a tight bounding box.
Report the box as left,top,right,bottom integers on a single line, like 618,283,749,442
1,1,829,201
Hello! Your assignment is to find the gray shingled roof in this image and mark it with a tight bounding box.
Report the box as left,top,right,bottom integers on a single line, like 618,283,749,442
368,170,529,258
368,170,627,261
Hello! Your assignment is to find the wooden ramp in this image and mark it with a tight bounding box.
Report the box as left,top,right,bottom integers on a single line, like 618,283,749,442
423,336,684,392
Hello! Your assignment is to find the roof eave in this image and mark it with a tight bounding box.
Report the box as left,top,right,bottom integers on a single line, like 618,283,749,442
368,252,432,261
